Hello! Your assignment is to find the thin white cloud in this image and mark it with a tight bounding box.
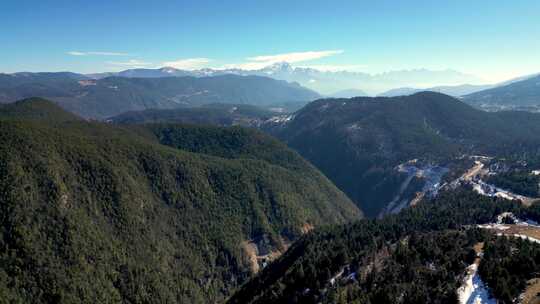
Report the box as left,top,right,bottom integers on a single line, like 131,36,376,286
248,50,344,63
221,50,344,70
161,58,212,70
67,51,87,56
68,51,131,56
106,59,152,68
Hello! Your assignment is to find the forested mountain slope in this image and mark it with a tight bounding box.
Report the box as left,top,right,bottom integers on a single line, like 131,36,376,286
109,103,275,127
463,74,540,111
0,98,359,303
0,97,83,122
269,92,540,216
228,190,540,304
0,73,320,119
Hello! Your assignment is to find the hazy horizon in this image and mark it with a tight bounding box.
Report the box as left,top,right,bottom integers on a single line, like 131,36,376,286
2,0,540,85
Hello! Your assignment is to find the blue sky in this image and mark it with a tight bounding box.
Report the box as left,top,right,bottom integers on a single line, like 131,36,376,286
1,0,539,82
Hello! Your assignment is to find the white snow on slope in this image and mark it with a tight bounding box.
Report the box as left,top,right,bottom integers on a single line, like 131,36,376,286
267,115,294,123
458,264,496,304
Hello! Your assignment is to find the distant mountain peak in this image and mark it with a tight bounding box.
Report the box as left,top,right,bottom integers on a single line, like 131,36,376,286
82,64,487,95
159,66,180,73
263,62,294,73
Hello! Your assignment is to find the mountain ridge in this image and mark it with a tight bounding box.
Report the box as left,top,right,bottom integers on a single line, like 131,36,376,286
85,64,482,95
378,83,494,97
267,92,540,216
0,73,320,119
463,74,540,111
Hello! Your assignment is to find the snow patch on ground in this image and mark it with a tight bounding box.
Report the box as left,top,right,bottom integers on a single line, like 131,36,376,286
478,213,540,231
457,262,497,304
477,224,510,230
457,264,496,304
468,213,540,303
382,161,449,215
267,115,294,123
468,173,532,202
346,123,362,131
452,157,537,204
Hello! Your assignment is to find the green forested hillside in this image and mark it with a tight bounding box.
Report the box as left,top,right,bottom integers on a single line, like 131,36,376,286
144,124,314,170
270,92,540,216
0,98,359,303
109,103,274,127
0,97,82,122
227,190,540,304
110,92,540,217
479,237,540,303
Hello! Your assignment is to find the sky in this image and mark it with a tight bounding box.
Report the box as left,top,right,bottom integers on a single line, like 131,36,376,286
1,0,540,83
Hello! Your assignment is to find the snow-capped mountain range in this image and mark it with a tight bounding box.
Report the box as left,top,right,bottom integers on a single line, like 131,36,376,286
87,62,483,95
